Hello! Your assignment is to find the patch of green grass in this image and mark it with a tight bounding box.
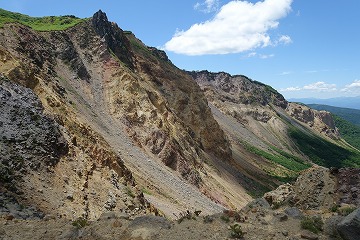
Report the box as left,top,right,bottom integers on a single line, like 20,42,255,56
332,114,360,150
338,206,357,216
0,8,84,31
141,187,152,195
243,143,310,172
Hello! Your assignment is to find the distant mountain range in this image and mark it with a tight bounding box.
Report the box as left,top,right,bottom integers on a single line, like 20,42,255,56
289,96,360,110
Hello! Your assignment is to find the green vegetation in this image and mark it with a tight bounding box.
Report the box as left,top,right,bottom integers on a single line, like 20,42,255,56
125,32,154,59
332,115,360,150
124,186,135,198
229,223,245,239
220,214,230,223
300,216,324,234
244,143,310,173
72,217,89,229
141,187,152,195
338,206,357,216
289,127,360,168
0,8,84,31
306,104,360,150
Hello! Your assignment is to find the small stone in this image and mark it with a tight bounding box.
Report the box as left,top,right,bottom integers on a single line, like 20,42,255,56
285,207,303,219
273,212,288,221
4,215,14,221
300,230,318,240
112,219,122,227
99,211,116,220
43,214,56,221
282,231,289,236
260,219,268,225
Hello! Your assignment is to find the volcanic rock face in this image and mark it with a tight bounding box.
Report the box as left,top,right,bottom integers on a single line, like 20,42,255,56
0,10,240,219
91,10,133,68
286,102,340,139
190,70,288,108
189,69,360,200
0,76,68,190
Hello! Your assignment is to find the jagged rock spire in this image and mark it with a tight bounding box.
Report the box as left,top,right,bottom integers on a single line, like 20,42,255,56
91,10,134,68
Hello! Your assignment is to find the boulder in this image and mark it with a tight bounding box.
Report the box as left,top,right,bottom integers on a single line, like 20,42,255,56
337,208,360,240
264,183,294,206
300,230,318,240
285,207,303,219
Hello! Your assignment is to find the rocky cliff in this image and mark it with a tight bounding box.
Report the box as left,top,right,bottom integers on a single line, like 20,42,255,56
0,10,247,221
0,9,359,225
190,70,359,192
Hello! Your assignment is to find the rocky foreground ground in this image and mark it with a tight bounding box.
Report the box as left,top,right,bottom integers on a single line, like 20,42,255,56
1,198,359,240
2,166,360,240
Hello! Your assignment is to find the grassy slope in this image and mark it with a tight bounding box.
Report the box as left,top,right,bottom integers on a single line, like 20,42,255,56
288,126,360,168
0,8,84,31
306,104,360,152
332,115,360,151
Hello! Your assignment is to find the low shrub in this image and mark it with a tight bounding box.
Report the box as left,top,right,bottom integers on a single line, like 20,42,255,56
300,216,323,234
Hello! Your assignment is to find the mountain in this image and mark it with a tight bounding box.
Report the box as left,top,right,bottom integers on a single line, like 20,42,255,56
189,70,360,174
1,8,359,229
307,104,360,150
0,9,248,220
289,96,360,110
307,104,360,127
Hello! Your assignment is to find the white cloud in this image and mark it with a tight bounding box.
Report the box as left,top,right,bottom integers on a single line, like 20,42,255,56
281,81,337,93
165,0,293,55
279,71,292,75
278,35,292,45
280,86,301,92
341,80,360,92
245,52,274,59
259,53,275,59
303,82,337,91
247,52,257,58
194,0,220,13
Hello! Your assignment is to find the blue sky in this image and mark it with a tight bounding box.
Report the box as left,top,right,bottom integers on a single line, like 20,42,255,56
1,0,359,99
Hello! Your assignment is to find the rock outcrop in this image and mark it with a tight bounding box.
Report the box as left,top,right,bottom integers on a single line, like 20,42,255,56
0,76,68,189
286,102,340,139
91,10,134,68
337,208,360,240
189,70,288,108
